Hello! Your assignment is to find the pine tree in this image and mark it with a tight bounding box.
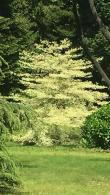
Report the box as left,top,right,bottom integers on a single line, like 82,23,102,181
31,0,75,41
0,1,37,95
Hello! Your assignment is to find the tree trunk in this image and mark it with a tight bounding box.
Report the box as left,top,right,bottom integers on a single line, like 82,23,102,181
73,1,110,89
81,37,110,88
88,0,110,42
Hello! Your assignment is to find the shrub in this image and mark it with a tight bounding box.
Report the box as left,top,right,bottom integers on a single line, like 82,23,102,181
0,146,21,193
82,104,110,149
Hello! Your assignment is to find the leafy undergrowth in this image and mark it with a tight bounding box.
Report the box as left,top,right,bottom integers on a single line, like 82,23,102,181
8,145,110,195
1,39,109,145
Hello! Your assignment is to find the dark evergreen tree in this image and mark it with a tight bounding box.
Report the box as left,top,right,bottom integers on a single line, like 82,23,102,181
0,0,36,95
31,0,76,41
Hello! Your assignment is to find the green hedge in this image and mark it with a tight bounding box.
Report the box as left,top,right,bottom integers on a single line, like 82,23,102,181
82,104,110,149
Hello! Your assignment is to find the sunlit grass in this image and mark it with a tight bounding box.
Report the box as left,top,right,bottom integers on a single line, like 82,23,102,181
8,145,110,195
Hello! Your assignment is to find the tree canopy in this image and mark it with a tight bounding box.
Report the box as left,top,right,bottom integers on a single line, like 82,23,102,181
0,0,110,94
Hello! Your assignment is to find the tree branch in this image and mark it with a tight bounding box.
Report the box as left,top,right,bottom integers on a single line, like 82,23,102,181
73,0,110,88
88,0,110,42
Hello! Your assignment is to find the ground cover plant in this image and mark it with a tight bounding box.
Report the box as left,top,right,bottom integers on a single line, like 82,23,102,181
8,145,110,195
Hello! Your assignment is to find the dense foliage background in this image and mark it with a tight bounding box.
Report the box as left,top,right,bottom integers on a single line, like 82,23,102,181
0,0,110,192
0,0,110,95
0,0,77,95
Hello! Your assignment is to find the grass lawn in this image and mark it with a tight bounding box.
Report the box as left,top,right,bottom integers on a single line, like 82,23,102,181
8,145,110,195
